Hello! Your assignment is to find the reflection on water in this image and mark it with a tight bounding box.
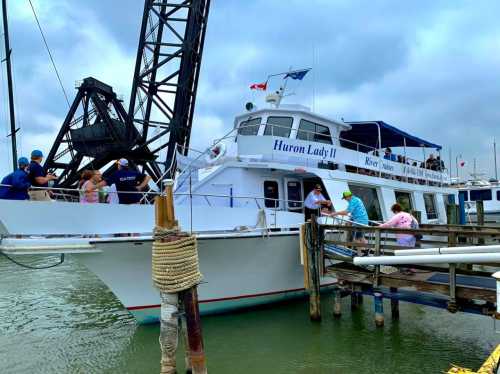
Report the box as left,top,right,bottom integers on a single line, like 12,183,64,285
0,255,498,373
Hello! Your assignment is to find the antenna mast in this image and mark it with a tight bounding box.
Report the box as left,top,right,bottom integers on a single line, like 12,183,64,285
2,0,18,170
494,139,498,180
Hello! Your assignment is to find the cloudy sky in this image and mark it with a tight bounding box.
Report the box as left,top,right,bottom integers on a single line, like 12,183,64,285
1,0,500,181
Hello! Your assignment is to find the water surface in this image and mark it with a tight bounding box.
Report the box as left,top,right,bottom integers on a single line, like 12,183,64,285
0,255,498,373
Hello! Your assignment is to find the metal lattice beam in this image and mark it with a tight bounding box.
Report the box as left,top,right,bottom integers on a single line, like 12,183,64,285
128,0,210,178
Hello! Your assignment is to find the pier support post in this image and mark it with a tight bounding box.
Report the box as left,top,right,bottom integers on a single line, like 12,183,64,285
351,285,363,310
390,287,399,320
307,217,321,321
155,182,207,374
447,264,458,313
180,287,207,374
159,292,179,374
333,287,342,318
476,200,485,246
374,291,384,327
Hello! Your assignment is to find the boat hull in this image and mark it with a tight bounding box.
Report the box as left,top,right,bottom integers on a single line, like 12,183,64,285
75,233,331,324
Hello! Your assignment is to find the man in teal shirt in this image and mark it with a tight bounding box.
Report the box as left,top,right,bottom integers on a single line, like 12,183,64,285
331,191,369,255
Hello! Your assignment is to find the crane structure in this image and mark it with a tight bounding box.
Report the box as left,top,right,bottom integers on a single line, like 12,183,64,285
44,0,211,187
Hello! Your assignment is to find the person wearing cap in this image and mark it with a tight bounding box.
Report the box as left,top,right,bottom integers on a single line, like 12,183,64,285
331,191,369,254
100,158,151,204
28,150,57,201
0,157,31,200
304,184,331,220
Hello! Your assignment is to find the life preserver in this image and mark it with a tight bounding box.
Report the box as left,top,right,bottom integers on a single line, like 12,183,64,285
205,143,226,164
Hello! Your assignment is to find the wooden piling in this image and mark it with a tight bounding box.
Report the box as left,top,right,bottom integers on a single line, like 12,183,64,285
351,285,363,310
374,291,384,327
155,183,207,374
333,287,342,318
446,204,459,225
373,230,381,287
476,200,485,226
180,287,207,373
307,217,321,321
476,200,485,246
390,287,399,320
447,264,458,313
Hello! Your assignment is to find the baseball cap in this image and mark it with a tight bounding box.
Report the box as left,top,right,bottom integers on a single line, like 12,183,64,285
18,157,29,166
31,149,43,158
118,158,129,167
342,191,352,199
314,184,322,191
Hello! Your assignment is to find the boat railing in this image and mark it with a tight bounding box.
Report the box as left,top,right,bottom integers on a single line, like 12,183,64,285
236,121,448,186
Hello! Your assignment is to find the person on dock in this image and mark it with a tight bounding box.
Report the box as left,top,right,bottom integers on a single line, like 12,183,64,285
28,150,57,201
0,157,31,200
379,203,418,247
304,184,331,220
329,191,369,255
99,158,151,204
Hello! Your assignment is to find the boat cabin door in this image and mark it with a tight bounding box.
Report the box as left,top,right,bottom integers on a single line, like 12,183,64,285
285,178,303,212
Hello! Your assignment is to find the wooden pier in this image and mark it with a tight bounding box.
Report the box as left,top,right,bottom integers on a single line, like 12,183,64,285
302,215,500,324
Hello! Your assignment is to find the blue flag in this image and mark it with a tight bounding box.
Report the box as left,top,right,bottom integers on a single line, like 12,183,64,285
284,69,310,80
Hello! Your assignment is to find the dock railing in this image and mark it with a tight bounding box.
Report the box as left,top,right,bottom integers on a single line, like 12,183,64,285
302,216,500,324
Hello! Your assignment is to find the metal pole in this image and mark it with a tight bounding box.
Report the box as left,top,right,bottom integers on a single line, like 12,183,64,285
449,148,452,175
494,139,498,180
2,0,18,171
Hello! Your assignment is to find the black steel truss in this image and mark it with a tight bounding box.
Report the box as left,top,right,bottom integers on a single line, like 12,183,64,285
44,0,210,187
44,77,159,187
128,0,210,178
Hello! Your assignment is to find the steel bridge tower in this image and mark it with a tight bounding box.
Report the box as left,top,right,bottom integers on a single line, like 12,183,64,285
44,0,210,187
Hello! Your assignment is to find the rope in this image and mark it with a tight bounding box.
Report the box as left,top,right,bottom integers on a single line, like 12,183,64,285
27,0,70,107
152,226,202,293
0,251,65,269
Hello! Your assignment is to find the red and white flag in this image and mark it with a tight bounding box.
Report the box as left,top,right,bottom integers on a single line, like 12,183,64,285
250,82,267,91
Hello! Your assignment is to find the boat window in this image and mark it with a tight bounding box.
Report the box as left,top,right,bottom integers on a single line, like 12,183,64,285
497,190,500,201
264,116,293,138
296,119,332,144
238,117,261,136
470,189,492,201
264,180,279,208
459,190,468,202
286,181,302,210
347,184,383,221
423,193,438,220
394,191,413,212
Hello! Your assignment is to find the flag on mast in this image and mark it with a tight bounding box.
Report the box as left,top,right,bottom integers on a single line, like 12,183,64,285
249,82,267,91
284,68,310,80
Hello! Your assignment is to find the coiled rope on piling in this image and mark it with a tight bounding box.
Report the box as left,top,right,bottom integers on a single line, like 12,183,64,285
152,227,202,293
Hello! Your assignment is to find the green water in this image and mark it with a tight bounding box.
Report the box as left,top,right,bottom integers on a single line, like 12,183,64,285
0,255,498,373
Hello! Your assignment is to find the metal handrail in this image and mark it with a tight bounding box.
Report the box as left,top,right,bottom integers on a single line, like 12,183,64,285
0,183,312,208
237,122,447,173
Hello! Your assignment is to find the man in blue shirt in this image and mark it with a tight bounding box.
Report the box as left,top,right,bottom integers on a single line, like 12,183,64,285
28,150,57,201
101,159,151,204
331,191,369,255
0,157,31,200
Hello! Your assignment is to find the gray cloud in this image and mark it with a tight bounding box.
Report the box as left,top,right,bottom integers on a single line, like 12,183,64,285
1,0,500,181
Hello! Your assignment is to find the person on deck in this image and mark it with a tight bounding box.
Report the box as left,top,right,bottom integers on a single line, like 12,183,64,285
379,203,418,247
28,150,57,201
330,191,369,255
304,184,331,220
99,159,151,204
0,157,31,200
79,170,99,204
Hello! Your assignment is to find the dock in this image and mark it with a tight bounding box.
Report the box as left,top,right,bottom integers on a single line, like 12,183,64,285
302,216,500,325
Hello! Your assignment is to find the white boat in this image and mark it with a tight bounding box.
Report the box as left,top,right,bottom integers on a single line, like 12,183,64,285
457,179,500,223
0,101,456,324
